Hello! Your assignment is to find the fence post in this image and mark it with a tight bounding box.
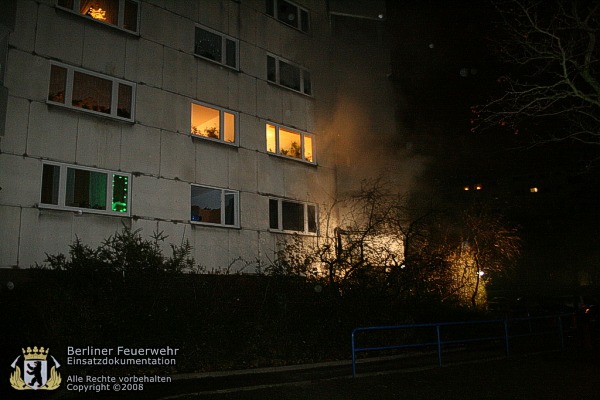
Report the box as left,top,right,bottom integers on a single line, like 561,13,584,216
351,329,357,378
557,315,564,349
436,324,443,367
503,319,510,357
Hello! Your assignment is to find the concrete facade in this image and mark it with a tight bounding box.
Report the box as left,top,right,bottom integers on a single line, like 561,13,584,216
0,0,397,271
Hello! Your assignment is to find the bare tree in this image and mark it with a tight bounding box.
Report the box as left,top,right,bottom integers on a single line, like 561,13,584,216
273,180,520,309
474,0,600,146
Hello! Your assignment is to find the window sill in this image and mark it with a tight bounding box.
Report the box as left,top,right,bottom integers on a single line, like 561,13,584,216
191,221,240,229
267,81,313,98
267,152,317,166
47,101,135,124
269,229,317,237
38,204,131,218
190,134,239,148
56,6,140,36
194,54,239,72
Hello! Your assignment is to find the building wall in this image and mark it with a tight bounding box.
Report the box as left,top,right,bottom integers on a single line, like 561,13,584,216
0,0,397,270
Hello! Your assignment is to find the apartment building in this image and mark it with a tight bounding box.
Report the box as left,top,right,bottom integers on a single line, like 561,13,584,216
0,0,397,271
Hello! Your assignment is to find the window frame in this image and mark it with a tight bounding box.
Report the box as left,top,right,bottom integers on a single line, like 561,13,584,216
266,0,310,33
39,161,132,217
55,0,141,34
190,184,240,228
269,197,317,235
266,123,316,164
47,61,136,122
266,54,312,96
190,101,239,146
194,24,240,70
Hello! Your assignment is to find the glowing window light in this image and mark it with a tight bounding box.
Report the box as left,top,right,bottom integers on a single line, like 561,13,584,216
463,186,470,191
112,174,128,213
87,7,107,20
475,184,483,190
530,187,539,193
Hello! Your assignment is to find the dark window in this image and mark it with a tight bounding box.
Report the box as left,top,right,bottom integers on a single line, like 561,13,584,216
269,199,279,229
191,185,238,227
266,0,309,33
194,25,238,69
41,164,60,205
66,168,107,210
48,65,67,104
195,28,221,62
267,56,277,82
40,163,130,214
282,200,304,231
279,61,301,91
277,1,299,29
47,62,135,121
269,198,317,233
123,0,138,32
307,205,317,233
267,55,311,95
72,71,113,115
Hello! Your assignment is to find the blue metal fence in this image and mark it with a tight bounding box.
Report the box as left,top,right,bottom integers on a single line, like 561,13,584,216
351,314,573,377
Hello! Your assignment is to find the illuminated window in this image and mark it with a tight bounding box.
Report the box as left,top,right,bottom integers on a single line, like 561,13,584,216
56,0,139,33
269,198,317,234
266,123,315,163
194,25,239,70
267,55,311,95
266,0,310,33
191,185,239,227
47,62,135,122
530,187,539,193
191,102,238,145
40,162,130,216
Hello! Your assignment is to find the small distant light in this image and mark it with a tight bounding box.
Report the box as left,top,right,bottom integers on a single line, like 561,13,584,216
463,186,470,191
475,184,482,190
429,43,435,49
530,187,539,193
478,271,485,276
378,14,384,19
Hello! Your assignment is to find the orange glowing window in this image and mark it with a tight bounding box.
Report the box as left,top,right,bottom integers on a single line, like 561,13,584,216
265,124,316,164
57,0,139,33
530,187,539,193
191,102,238,145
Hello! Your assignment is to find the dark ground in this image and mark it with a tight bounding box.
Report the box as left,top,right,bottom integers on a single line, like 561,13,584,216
8,337,598,400
169,347,600,400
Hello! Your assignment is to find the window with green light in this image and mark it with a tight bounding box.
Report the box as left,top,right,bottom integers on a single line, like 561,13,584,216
40,162,131,216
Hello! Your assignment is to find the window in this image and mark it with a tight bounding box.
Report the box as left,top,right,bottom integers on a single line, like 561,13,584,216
266,0,310,33
40,162,131,216
191,185,239,227
194,25,239,70
47,62,135,122
56,0,139,33
266,123,315,163
267,55,311,95
269,198,317,234
191,102,238,145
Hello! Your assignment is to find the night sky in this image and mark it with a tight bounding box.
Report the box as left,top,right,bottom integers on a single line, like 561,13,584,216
386,0,600,295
